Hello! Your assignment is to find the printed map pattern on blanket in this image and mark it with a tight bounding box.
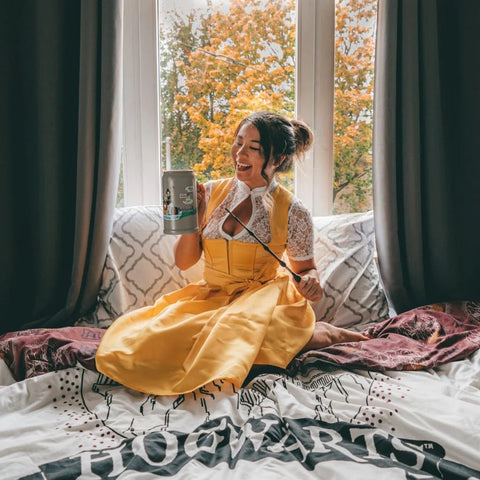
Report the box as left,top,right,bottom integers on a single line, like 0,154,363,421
1,358,479,479
1,301,480,478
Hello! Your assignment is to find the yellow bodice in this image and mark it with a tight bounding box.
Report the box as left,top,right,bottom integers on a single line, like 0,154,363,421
202,177,293,292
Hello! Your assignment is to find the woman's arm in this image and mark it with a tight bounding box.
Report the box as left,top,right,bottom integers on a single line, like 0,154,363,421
285,200,323,301
289,258,323,302
174,232,203,270
174,183,206,270
291,259,370,351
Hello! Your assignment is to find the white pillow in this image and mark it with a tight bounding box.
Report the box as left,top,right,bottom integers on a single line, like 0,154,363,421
310,211,390,330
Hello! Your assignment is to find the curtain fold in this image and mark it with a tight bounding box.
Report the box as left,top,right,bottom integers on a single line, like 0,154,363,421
373,0,480,313
0,0,123,333
49,0,124,326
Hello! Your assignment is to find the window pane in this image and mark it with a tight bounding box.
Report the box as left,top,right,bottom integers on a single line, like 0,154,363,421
333,0,377,213
118,0,377,213
158,0,296,190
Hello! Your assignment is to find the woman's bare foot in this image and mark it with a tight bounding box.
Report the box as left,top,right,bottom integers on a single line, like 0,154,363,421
300,321,369,353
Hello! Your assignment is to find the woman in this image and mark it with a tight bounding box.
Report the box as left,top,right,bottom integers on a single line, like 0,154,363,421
96,112,367,395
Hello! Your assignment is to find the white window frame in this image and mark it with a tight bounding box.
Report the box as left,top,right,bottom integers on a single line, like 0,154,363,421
122,0,161,206
122,0,335,215
295,0,334,216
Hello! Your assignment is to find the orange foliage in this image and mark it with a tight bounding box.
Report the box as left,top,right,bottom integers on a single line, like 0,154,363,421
333,0,377,213
160,0,295,182
159,0,376,212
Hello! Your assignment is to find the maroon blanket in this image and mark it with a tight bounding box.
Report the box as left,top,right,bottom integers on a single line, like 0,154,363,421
1,302,480,382
0,326,104,381
289,301,480,373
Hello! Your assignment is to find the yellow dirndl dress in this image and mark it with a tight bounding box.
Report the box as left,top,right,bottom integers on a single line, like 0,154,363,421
95,179,315,395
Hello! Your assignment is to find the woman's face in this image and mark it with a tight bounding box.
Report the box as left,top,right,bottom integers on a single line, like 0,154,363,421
231,123,272,189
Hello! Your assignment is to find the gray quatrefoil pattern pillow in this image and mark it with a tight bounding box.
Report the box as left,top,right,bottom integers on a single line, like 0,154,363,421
78,206,390,330
310,210,390,331
77,205,203,328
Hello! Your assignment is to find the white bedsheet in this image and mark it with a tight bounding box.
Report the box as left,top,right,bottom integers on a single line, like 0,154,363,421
1,353,479,479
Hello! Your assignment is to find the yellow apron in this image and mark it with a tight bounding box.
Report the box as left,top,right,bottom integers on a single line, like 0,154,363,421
95,179,315,395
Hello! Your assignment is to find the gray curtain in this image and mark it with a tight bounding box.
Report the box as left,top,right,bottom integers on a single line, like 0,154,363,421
0,0,123,333
373,0,480,313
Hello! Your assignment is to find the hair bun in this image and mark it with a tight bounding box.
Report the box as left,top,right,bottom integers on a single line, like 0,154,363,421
291,119,314,155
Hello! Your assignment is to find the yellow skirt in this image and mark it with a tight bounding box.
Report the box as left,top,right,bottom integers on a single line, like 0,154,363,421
95,273,314,395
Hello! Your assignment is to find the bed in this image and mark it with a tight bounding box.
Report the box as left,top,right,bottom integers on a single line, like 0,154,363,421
1,207,479,479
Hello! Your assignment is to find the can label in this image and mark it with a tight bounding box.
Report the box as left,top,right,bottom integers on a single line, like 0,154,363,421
162,170,199,234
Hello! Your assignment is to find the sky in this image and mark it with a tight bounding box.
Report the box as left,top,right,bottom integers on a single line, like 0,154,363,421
158,0,230,28
159,0,223,14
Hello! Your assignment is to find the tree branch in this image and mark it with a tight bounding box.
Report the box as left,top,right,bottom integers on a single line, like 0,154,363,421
179,41,264,73
333,170,368,197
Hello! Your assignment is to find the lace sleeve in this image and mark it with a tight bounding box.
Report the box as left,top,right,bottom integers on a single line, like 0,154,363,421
286,198,314,261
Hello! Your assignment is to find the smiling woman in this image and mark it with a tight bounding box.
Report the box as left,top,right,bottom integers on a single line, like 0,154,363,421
231,123,265,188
96,110,367,396
232,112,314,191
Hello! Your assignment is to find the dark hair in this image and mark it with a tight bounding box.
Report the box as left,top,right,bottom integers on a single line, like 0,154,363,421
234,111,314,183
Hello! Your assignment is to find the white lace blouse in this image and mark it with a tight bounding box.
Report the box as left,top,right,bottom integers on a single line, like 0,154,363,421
202,177,314,261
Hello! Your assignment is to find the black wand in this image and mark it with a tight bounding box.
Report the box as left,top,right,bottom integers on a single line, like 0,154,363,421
225,207,301,282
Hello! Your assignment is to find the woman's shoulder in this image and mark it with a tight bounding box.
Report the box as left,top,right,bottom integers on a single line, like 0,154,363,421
288,195,312,220
204,178,236,208
271,182,310,215
203,177,233,193
205,178,234,189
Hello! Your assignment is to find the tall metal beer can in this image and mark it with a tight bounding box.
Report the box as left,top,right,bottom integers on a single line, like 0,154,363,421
162,170,199,234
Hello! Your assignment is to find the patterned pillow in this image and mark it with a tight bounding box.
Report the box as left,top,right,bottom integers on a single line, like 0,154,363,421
77,206,203,328
78,206,389,330
310,210,390,330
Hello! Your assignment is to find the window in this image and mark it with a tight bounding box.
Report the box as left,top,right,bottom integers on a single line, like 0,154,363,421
119,0,376,215
120,0,161,207
332,0,376,213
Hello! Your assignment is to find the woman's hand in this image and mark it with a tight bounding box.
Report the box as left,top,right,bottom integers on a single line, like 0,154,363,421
289,258,323,302
174,182,206,271
294,268,323,302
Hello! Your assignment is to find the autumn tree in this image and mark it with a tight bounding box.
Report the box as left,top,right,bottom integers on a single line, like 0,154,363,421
159,0,295,183
158,12,206,171
159,0,376,212
333,0,376,213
